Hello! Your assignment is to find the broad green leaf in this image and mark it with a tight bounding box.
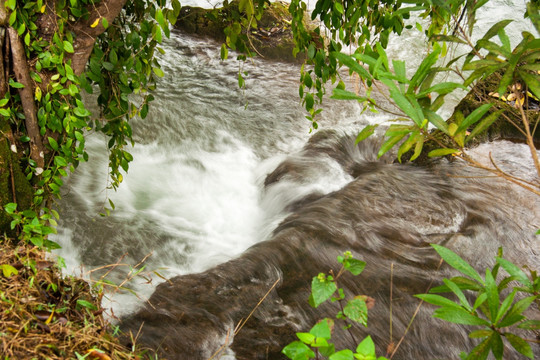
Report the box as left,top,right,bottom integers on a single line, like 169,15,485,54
344,298,368,326
305,93,314,111
309,274,337,308
343,258,366,275
431,245,484,284
504,333,533,359
356,336,376,356
63,40,74,53
329,349,354,360
5,203,17,214
48,137,59,151
1,264,19,277
54,156,68,167
428,148,459,157
309,318,333,340
456,104,492,134
297,332,315,344
355,125,377,144
153,67,164,77
433,307,490,326
282,341,315,360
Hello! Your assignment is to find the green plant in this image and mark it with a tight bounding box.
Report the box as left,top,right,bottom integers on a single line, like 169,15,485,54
1,0,181,247
417,244,540,360
282,251,389,360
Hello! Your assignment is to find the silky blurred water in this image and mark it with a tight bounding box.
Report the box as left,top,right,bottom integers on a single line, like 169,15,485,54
51,0,537,318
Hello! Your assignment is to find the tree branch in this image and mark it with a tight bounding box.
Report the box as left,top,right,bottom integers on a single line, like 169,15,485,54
70,0,128,75
7,27,45,169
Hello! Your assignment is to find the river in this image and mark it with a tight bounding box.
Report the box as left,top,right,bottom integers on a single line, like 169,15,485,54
51,1,539,359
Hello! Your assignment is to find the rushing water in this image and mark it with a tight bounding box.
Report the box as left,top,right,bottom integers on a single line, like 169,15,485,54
51,1,539,358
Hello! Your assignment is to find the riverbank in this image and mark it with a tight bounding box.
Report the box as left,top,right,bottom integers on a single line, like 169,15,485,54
0,238,144,359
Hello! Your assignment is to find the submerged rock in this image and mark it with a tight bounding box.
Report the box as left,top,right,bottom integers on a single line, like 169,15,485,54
120,131,540,359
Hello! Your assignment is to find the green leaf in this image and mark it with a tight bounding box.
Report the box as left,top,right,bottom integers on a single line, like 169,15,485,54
433,307,490,326
417,82,466,97
329,349,353,360
518,70,540,101
344,258,366,276
355,125,377,144
356,336,376,357
63,40,74,53
415,294,462,309
408,47,441,93
484,269,499,322
309,273,337,308
331,88,366,101
1,264,19,277
153,67,164,77
468,329,492,339
481,19,513,42
466,109,504,142
5,203,17,214
309,318,333,340
9,79,24,89
498,296,536,327
504,333,533,359
517,320,540,330
431,244,484,284
282,341,315,360
305,93,314,111
54,156,68,167
428,148,459,157
76,299,97,311
377,133,407,158
333,52,372,80
495,289,516,323
430,34,467,44
495,257,532,288
48,137,58,151
456,104,492,134
344,298,368,326
389,90,423,126
297,332,315,344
